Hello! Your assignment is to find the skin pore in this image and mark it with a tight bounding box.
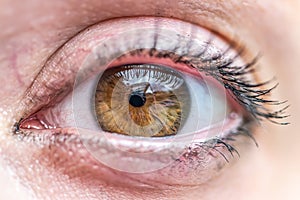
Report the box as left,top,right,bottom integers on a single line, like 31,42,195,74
0,0,300,199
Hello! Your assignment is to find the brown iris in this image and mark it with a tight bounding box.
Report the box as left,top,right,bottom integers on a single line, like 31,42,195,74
95,64,190,137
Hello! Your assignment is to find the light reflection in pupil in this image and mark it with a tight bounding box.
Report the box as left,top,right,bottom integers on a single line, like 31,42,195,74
95,64,190,137
129,92,146,107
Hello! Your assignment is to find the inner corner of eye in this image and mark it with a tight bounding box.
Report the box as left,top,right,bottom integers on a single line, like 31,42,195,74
18,111,57,131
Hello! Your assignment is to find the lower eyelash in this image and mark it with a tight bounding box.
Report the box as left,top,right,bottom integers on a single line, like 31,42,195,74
13,110,255,165
194,119,257,163
12,123,253,188
12,121,248,164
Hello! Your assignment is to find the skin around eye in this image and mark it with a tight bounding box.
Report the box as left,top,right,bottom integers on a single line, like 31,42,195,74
14,17,283,187
0,0,298,199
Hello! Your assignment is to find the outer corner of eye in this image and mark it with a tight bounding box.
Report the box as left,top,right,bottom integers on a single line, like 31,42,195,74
16,17,270,188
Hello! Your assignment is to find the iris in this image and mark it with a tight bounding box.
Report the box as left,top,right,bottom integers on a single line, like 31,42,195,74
95,64,190,137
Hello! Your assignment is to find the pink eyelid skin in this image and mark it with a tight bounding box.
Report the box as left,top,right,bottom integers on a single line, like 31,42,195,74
15,17,251,187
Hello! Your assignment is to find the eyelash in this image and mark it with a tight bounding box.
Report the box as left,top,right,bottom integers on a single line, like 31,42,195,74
14,18,289,166
126,43,289,126
115,42,289,139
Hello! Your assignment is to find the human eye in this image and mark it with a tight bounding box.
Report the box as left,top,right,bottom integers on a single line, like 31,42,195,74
14,17,288,187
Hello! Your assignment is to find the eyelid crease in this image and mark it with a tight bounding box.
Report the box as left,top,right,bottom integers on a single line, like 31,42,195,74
14,17,218,119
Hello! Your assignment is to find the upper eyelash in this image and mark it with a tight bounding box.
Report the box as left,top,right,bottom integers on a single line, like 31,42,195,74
124,39,289,126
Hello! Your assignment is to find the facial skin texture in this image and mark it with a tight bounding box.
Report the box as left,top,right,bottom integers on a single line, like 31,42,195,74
0,0,300,199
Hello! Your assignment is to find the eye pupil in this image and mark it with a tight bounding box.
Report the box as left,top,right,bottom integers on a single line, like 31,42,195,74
129,92,146,107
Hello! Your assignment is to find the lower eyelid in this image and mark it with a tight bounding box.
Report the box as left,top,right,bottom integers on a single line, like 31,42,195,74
18,125,247,188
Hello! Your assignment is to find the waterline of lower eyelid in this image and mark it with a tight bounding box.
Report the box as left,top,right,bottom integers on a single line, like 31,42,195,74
16,111,243,174
14,126,249,187
17,114,241,149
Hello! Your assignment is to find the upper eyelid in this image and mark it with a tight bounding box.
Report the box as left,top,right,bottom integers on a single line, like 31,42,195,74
15,10,253,115
16,17,288,128
16,17,236,118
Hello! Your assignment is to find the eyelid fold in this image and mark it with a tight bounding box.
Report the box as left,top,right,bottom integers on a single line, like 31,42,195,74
17,17,243,119
16,17,288,130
